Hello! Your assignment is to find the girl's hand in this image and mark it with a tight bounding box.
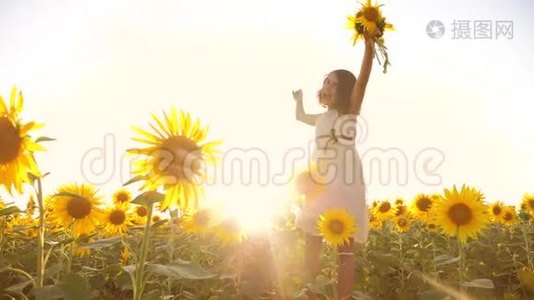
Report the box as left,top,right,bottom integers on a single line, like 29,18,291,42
292,89,303,102
363,29,380,45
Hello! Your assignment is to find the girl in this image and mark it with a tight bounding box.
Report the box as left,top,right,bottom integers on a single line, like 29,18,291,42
292,32,375,299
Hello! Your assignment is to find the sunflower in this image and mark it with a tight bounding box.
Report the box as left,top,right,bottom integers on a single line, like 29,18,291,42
410,193,434,222
48,183,104,237
132,205,149,225
128,108,221,212
346,0,394,42
394,197,405,207
373,200,396,221
213,219,246,245
433,185,489,244
103,203,132,236
0,87,45,194
394,216,412,233
318,208,356,247
500,206,517,226
521,193,534,215
394,204,410,218
112,189,132,205
369,213,382,229
488,201,505,222
182,207,219,235
292,160,326,206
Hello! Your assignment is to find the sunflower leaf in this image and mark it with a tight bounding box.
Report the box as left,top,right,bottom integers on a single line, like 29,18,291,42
460,278,494,289
78,237,123,249
0,206,22,217
432,255,460,266
132,191,164,206
146,259,215,280
35,136,56,143
123,175,146,187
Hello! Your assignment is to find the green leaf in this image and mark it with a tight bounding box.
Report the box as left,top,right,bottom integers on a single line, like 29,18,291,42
460,278,494,289
59,274,89,300
3,280,32,294
32,285,64,300
77,236,122,249
132,191,164,206
432,255,460,266
147,259,215,280
123,175,146,186
35,136,56,143
418,289,451,300
0,206,22,217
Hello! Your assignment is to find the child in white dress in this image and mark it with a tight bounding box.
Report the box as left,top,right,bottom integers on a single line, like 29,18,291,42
292,33,375,300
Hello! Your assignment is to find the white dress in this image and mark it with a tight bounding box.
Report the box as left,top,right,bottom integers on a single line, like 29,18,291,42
296,109,369,244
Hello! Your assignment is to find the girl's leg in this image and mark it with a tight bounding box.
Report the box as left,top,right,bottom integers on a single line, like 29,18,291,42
336,239,357,300
304,233,323,300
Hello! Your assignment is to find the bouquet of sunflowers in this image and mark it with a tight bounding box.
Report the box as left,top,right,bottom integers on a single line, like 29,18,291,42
347,0,394,73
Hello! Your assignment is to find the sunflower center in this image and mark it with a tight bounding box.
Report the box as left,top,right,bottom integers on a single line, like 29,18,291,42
66,197,92,219
528,199,534,210
397,219,407,227
0,117,22,164
328,220,345,235
503,212,512,221
417,197,432,212
116,193,129,203
136,206,148,217
492,206,502,216
379,202,391,213
109,210,126,225
428,223,436,230
363,7,379,22
155,135,202,181
448,203,473,226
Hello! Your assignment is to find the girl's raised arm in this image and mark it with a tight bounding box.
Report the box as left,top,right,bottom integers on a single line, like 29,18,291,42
349,34,375,115
293,89,320,126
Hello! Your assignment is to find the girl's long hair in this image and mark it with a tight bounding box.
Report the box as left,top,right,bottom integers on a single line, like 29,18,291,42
328,69,357,115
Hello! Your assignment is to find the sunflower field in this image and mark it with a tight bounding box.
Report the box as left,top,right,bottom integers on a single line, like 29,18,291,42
1,87,534,300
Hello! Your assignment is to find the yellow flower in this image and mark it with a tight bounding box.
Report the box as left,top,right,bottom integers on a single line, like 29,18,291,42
410,193,434,222
103,203,132,236
213,219,245,245
128,108,221,212
112,189,132,205
433,185,489,244
369,213,382,229
292,160,326,206
132,205,149,225
373,200,396,221
394,204,410,218
521,193,534,216
346,0,395,45
488,201,505,222
182,207,220,234
0,87,45,194
500,206,517,226
317,208,356,247
394,197,405,207
394,216,412,233
48,183,104,237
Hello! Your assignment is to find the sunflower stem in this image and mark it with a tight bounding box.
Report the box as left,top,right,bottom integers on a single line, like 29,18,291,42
133,202,154,300
397,232,405,289
456,229,466,295
166,209,176,295
522,219,532,270
35,177,45,287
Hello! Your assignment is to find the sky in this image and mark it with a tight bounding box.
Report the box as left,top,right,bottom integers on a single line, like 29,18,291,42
1,0,533,211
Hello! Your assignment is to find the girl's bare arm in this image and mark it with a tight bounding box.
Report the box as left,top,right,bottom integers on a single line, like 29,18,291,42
293,89,320,126
349,34,375,115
